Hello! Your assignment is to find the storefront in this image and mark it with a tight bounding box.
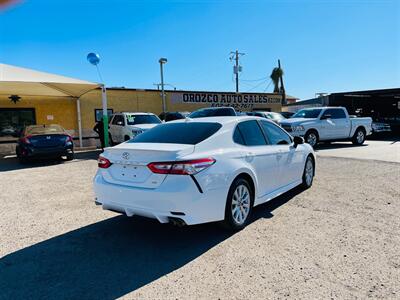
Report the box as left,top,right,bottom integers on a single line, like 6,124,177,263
0,63,291,152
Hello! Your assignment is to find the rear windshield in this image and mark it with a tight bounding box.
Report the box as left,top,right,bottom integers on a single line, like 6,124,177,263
26,125,64,135
128,122,222,145
188,108,235,118
126,114,161,125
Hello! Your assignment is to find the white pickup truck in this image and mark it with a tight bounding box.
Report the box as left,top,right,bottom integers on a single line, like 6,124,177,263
279,107,372,147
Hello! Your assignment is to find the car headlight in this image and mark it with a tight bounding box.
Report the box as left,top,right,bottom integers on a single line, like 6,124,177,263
292,125,305,132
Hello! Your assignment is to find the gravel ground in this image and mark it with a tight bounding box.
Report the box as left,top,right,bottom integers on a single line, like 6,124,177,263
0,154,399,299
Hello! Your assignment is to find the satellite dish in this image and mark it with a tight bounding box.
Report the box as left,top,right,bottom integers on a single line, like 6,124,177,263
87,53,100,66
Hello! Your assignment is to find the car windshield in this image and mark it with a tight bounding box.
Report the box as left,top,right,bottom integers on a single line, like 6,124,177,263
266,112,285,120
188,108,235,118
126,114,161,125
292,109,322,118
128,122,222,145
26,125,65,135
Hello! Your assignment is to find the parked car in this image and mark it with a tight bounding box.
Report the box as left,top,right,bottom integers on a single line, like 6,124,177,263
246,111,286,124
16,124,74,163
188,107,237,118
94,116,315,230
280,111,295,118
279,107,372,147
371,122,392,134
108,112,162,144
159,111,190,122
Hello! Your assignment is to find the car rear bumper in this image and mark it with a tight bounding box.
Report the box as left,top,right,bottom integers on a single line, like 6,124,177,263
93,173,227,225
19,145,73,158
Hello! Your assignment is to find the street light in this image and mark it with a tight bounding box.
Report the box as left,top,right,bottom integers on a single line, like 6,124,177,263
87,52,109,147
159,58,168,113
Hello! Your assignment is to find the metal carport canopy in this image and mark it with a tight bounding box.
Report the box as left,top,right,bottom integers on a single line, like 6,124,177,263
0,63,100,97
0,63,101,147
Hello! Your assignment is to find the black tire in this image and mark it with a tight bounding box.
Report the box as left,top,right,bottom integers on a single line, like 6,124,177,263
16,147,28,164
66,152,74,161
304,130,319,148
224,177,254,231
18,156,28,164
352,127,366,145
301,155,315,189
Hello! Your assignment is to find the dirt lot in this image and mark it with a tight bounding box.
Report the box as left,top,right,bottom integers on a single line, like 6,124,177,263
0,151,399,299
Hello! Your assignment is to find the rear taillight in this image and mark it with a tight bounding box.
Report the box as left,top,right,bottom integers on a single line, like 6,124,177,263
98,156,112,169
148,158,216,175
21,135,32,144
66,135,73,143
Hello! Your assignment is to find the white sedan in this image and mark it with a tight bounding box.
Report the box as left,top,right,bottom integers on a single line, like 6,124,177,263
93,116,316,230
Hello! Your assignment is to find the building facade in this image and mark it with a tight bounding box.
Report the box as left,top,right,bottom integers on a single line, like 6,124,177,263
0,88,287,150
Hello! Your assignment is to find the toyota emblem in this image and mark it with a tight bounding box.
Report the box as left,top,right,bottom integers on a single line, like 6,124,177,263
122,152,130,160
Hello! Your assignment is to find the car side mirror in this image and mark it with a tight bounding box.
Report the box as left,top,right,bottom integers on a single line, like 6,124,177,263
320,114,331,120
293,136,304,147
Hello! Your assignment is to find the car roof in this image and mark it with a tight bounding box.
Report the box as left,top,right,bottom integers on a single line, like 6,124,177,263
300,106,344,110
170,115,273,125
195,106,235,111
115,112,156,115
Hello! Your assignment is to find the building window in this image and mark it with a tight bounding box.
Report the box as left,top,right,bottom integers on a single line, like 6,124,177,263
0,108,36,141
94,109,113,122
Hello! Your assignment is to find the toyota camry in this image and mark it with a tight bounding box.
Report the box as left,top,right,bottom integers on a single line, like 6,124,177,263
93,116,315,230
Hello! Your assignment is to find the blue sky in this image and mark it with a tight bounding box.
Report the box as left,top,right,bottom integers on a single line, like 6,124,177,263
0,0,399,99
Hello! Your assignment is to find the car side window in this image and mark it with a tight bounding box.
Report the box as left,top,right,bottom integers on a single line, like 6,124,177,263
112,115,124,126
260,120,292,145
233,127,245,145
322,109,346,119
331,109,346,119
237,120,267,146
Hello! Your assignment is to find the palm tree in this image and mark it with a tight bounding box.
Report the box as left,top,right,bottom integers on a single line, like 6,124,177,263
270,67,283,93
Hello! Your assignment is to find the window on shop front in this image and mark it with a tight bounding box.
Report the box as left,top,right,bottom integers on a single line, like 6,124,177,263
0,108,36,141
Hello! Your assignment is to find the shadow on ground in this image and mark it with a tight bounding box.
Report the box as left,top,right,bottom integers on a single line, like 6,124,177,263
0,150,101,172
0,187,303,299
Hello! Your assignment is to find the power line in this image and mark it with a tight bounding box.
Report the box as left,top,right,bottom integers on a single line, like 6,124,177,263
245,79,270,92
241,76,269,82
263,80,273,92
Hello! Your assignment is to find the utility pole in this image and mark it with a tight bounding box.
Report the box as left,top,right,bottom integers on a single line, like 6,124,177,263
230,50,245,93
278,59,286,105
159,58,168,113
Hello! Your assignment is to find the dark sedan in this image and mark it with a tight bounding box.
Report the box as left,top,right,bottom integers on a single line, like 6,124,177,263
16,124,74,163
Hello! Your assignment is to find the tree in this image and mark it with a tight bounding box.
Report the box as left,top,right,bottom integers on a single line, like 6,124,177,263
270,67,284,93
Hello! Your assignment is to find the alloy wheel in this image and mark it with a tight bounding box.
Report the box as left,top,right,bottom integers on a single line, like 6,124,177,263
357,130,364,143
307,133,317,147
305,158,314,186
231,184,251,225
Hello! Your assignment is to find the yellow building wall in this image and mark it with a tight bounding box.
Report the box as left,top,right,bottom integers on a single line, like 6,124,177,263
0,95,76,130
1,89,283,137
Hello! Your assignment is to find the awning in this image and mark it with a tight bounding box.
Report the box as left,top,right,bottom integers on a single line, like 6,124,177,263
0,63,100,97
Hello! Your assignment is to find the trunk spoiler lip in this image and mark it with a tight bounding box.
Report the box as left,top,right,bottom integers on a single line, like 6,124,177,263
102,143,197,165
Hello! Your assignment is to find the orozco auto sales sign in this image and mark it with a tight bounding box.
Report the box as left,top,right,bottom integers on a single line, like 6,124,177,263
170,92,282,110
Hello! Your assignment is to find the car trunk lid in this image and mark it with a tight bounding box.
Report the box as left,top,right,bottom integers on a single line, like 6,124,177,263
28,134,68,148
101,143,195,188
